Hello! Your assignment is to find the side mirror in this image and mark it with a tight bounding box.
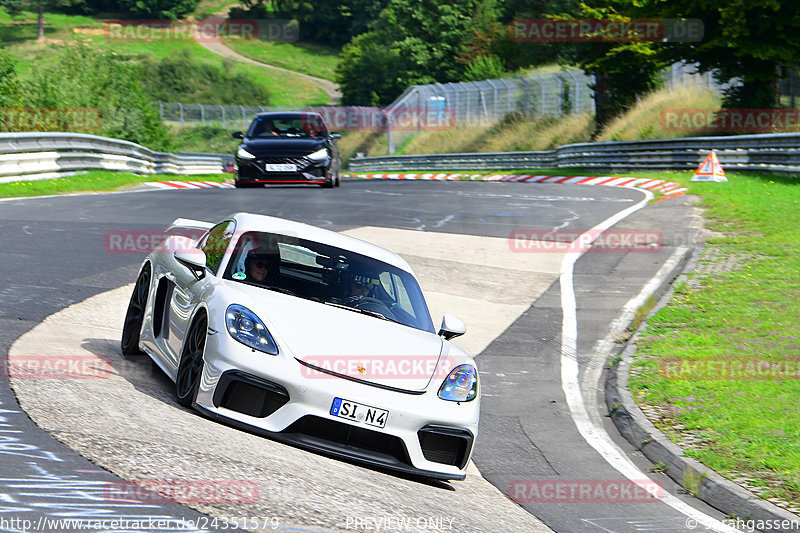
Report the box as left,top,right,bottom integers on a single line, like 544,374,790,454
329,132,342,139
231,131,244,139
174,249,206,280
438,315,466,340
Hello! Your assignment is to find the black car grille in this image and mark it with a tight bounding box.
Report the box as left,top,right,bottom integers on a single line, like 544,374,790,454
283,415,413,467
255,156,313,172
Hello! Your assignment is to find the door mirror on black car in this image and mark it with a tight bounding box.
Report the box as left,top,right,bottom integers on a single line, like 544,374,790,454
232,131,244,139
329,132,342,139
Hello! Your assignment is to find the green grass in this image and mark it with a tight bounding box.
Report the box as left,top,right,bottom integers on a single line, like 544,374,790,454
225,39,340,81
171,126,239,154
0,171,226,198
626,171,800,506
0,10,329,107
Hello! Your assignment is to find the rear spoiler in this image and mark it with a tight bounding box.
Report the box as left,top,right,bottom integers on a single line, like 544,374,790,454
165,218,215,233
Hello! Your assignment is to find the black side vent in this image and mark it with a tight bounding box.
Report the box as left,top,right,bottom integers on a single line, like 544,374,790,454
213,371,289,418
418,425,473,469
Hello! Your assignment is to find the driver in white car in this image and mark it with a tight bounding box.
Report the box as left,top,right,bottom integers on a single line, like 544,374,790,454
346,273,374,303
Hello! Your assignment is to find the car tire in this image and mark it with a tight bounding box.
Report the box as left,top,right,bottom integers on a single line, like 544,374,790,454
176,312,207,407
321,178,334,189
234,181,250,189
121,264,151,356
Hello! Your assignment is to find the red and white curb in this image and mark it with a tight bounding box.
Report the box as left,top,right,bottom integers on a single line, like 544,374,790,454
342,173,688,195
145,180,234,189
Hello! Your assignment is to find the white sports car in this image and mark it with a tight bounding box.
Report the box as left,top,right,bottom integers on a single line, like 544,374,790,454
121,213,480,480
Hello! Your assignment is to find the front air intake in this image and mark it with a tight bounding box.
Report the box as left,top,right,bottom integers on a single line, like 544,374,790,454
213,371,289,418
418,425,473,469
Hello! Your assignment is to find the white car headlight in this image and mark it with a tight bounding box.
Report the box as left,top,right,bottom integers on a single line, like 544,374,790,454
307,148,329,162
237,147,256,160
438,365,478,402
225,304,278,355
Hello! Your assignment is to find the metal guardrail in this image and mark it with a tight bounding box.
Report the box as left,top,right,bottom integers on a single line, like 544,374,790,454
0,132,229,183
348,132,800,174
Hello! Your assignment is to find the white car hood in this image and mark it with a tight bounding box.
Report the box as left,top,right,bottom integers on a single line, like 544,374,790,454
225,283,447,392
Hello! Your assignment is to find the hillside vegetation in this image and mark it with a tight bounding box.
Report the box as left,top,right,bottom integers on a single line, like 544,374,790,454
338,84,720,161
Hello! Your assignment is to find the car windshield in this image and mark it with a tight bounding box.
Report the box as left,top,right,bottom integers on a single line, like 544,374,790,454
246,114,327,139
223,231,435,333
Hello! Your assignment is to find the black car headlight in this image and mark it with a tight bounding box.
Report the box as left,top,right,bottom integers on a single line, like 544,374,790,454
307,148,329,163
438,365,478,402
225,304,278,355
237,147,256,160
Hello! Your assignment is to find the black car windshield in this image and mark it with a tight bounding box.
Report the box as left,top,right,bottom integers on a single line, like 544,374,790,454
246,114,328,139
223,231,435,333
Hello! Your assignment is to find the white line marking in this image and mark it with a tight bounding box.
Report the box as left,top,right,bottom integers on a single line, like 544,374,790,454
559,191,739,532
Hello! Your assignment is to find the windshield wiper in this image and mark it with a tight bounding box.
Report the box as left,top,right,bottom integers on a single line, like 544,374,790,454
323,301,393,322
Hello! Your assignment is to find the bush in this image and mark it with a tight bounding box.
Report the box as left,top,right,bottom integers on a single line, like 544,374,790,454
143,49,271,106
20,46,171,150
463,54,505,81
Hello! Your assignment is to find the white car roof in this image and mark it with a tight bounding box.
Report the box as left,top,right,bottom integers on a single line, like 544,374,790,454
228,213,415,274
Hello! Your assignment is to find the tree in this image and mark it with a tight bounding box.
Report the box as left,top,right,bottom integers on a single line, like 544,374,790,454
114,0,199,19
336,31,405,106
0,0,82,41
336,0,502,105
552,2,666,133
631,0,800,108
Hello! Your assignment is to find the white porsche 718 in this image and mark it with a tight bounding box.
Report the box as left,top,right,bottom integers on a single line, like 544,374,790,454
121,213,479,480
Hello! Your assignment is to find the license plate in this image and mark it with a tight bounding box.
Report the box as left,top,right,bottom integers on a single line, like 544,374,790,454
264,163,296,172
330,397,388,428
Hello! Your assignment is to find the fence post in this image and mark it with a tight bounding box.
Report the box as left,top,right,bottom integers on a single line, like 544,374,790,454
517,76,530,117
179,103,184,128
200,104,205,126
554,74,564,116
534,74,546,116
159,102,164,121
566,71,580,113
220,105,225,129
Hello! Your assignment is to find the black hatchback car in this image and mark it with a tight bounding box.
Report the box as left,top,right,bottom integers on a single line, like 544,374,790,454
232,112,342,188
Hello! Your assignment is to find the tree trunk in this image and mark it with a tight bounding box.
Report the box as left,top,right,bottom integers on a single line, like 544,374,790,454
37,4,45,42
